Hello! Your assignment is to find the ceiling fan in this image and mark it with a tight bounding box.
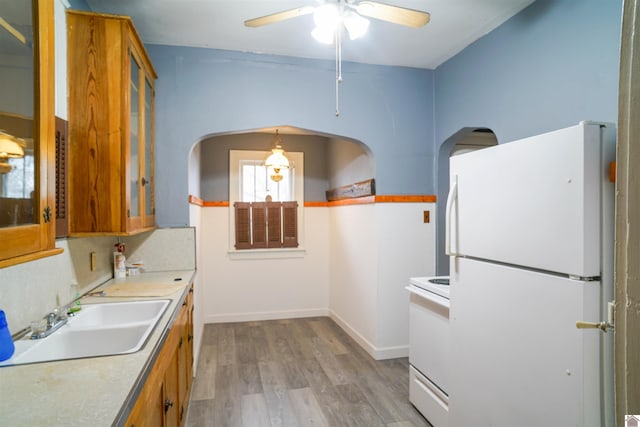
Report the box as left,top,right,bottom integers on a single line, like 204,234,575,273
244,1,431,116
244,1,430,32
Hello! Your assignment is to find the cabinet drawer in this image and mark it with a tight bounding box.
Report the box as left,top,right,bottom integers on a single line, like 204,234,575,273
409,365,448,427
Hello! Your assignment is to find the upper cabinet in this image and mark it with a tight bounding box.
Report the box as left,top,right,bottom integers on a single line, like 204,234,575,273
67,11,157,236
0,0,60,268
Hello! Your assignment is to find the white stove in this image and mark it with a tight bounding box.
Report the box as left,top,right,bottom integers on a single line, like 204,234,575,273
409,276,450,299
407,276,450,427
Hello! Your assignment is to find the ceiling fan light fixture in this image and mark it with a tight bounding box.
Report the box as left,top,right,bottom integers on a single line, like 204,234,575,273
311,25,335,44
312,4,340,44
245,0,430,116
344,11,369,40
313,4,340,29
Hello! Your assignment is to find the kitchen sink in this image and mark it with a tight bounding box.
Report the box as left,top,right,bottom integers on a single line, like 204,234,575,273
0,299,170,366
69,300,170,328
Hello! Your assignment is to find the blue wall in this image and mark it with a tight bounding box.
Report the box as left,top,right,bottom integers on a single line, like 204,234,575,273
69,0,90,11
144,0,621,230
435,0,621,146
146,47,434,226
433,0,622,274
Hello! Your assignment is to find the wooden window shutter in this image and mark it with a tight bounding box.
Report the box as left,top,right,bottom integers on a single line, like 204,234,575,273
235,201,298,250
251,202,267,248
234,202,251,249
282,201,298,248
266,202,282,248
55,117,69,238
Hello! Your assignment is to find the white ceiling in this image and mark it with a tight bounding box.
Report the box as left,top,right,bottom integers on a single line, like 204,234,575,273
85,0,534,69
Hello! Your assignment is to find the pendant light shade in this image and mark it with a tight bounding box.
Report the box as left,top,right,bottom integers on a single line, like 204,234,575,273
312,4,340,44
311,4,370,44
0,131,24,158
344,11,369,40
265,146,289,170
265,130,290,182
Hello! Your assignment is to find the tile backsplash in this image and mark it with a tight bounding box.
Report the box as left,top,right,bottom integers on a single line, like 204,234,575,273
0,227,196,336
121,227,197,272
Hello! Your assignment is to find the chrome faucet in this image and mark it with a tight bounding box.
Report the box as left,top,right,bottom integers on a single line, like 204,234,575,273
31,308,68,340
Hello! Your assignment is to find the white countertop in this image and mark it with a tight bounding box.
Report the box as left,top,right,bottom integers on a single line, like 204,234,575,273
0,270,195,426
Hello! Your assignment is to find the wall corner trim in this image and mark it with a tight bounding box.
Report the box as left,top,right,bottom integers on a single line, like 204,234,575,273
189,195,229,207
189,195,436,208
188,195,203,206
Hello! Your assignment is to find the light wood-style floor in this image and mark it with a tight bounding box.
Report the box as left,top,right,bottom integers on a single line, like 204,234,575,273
186,317,432,427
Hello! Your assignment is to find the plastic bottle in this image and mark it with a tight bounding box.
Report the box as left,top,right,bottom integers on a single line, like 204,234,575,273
69,282,82,314
114,243,126,279
0,310,15,362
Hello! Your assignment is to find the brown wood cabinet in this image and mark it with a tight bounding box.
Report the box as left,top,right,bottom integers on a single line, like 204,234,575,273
125,284,194,427
0,0,61,268
66,11,157,236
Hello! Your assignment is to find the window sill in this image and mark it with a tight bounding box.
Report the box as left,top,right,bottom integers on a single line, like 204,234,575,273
227,247,306,260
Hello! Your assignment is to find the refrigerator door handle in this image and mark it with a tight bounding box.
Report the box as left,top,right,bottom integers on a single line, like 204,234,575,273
445,176,458,256
576,301,615,332
575,321,612,332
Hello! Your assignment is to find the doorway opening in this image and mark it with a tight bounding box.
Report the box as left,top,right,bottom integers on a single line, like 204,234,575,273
435,128,498,275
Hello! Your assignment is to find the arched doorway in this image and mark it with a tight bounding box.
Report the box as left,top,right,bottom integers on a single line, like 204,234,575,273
435,128,498,275
187,125,375,203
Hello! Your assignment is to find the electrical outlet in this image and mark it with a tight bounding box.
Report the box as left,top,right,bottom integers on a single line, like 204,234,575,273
423,210,430,223
90,251,97,271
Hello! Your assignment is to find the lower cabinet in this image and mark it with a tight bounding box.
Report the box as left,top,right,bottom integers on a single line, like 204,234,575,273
164,347,180,426
125,284,194,427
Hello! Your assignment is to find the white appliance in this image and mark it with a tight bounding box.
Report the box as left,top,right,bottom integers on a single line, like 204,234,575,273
446,122,615,427
407,276,450,427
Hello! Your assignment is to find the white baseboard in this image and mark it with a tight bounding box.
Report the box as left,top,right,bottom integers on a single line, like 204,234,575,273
204,308,329,323
328,310,409,360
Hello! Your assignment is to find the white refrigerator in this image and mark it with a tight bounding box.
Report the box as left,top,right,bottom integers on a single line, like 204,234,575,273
446,122,615,427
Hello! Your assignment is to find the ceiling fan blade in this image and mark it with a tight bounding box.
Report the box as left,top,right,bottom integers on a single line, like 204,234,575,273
244,6,315,28
356,1,430,28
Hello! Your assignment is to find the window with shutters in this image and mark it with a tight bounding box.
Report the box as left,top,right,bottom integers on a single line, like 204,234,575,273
229,150,303,254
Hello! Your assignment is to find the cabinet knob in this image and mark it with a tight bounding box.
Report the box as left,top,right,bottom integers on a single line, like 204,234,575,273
164,399,174,413
141,177,148,186
43,206,52,223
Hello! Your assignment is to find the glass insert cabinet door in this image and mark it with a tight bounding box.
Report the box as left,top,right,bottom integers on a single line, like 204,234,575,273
0,1,36,228
0,0,57,264
143,77,154,224
127,45,155,231
129,54,140,220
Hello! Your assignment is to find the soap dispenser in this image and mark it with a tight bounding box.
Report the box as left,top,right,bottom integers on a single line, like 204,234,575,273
0,310,15,362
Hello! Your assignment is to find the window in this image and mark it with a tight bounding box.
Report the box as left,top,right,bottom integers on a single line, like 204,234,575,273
240,159,292,202
2,153,34,198
229,150,304,252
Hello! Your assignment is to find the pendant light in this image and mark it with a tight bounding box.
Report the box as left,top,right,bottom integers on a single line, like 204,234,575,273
0,131,25,175
264,129,290,182
0,131,25,158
